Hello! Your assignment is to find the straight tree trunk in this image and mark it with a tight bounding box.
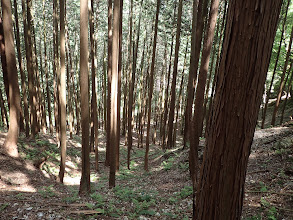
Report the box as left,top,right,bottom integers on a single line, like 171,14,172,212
79,0,90,195
109,0,120,188
13,0,29,137
144,0,160,171
105,0,113,166
89,0,98,171
1,0,21,157
127,0,133,170
195,0,282,219
271,25,293,126
58,0,66,183
189,0,220,213
280,60,293,124
0,87,8,128
184,0,209,148
261,0,290,128
116,0,123,171
167,0,183,149
161,2,176,150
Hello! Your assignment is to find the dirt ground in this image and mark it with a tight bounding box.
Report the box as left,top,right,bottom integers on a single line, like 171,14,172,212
0,125,292,219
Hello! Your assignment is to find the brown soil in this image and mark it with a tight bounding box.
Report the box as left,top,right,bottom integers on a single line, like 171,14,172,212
0,126,292,220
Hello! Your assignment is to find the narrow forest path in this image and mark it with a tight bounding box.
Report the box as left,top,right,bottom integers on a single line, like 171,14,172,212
0,125,292,219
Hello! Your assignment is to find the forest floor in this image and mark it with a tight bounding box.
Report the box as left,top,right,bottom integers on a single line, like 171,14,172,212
0,124,293,220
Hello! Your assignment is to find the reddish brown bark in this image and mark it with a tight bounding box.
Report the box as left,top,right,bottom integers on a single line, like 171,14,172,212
195,0,282,219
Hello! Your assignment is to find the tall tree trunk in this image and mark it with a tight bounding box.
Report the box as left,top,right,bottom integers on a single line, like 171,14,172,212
90,0,99,171
167,0,183,149
13,0,29,137
195,0,282,219
105,0,113,166
127,0,133,170
79,0,90,195
271,25,293,126
190,0,220,214
261,0,290,128
280,60,293,124
43,0,53,134
0,87,8,128
161,2,176,150
109,0,120,188
116,0,123,171
1,0,21,157
58,0,66,183
184,0,209,148
144,0,160,171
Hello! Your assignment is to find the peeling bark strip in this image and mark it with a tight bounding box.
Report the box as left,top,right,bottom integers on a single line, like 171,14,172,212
195,0,282,220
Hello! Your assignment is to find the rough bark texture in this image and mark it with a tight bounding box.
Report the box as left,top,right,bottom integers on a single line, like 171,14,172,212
1,0,21,157
79,0,90,195
190,0,219,192
195,0,282,219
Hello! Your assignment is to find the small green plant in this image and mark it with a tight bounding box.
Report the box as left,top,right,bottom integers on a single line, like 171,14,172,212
0,203,8,211
178,162,189,171
259,181,268,192
244,215,261,220
90,192,105,208
62,192,79,204
39,185,56,198
179,186,193,199
162,157,175,171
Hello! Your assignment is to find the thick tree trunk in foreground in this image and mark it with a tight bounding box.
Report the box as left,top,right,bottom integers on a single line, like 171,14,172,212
195,0,282,219
79,0,90,195
1,0,21,157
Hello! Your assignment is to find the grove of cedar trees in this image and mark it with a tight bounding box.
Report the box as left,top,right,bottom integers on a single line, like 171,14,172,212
0,0,292,218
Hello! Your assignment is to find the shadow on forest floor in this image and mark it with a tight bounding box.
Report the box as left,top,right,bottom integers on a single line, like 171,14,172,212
0,125,292,219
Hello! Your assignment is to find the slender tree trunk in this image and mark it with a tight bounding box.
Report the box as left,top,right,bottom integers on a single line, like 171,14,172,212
271,25,293,126
280,60,293,124
261,0,290,128
184,0,208,148
0,87,8,128
144,0,160,171
173,39,188,147
127,0,133,170
79,0,90,195
195,0,282,219
167,0,183,149
13,0,29,137
1,0,21,157
89,0,99,171
109,0,120,188
161,3,176,150
116,0,123,171
190,0,220,214
58,0,66,183
105,0,113,167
